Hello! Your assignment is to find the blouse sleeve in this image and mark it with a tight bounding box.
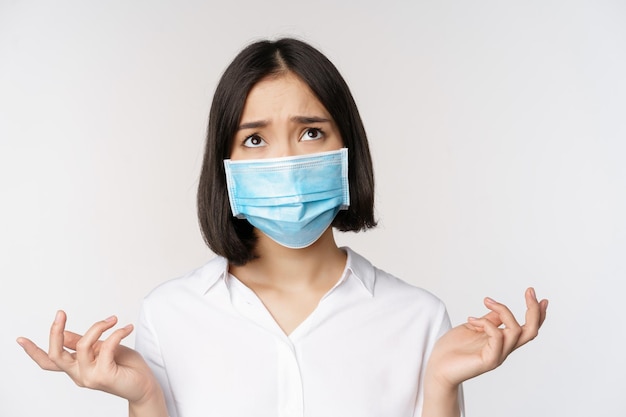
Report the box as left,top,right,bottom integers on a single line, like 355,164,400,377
135,299,178,417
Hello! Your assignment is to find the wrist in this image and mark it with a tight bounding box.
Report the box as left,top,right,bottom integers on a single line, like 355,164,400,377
424,362,458,394
422,372,461,417
128,379,167,417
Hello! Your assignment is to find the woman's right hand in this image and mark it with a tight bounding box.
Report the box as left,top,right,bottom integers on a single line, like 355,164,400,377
17,311,166,415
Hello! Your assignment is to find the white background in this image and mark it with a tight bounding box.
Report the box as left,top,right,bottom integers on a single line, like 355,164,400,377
1,1,625,416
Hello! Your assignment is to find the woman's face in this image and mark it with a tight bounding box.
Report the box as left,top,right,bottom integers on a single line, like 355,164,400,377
230,72,343,161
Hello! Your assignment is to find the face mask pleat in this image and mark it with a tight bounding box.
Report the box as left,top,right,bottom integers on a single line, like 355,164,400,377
223,148,350,248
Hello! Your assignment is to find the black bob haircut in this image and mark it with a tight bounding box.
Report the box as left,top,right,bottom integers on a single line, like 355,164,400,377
198,38,377,265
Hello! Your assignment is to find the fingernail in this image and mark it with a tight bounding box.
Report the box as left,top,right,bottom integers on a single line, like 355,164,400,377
468,316,479,321
16,337,25,347
105,315,116,322
485,297,496,304
530,287,537,299
54,310,63,323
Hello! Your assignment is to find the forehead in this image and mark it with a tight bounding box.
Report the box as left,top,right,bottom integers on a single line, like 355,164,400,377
240,72,331,120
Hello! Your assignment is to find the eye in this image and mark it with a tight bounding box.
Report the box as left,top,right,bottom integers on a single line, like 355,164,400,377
242,134,267,148
301,128,324,141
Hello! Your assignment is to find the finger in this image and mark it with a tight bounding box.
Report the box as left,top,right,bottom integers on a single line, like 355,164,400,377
63,330,83,350
64,330,103,356
63,331,81,351
516,288,542,348
539,299,549,327
465,310,502,332
63,329,111,356
16,337,63,371
484,297,522,354
48,310,73,368
468,317,505,369
482,310,503,327
75,316,118,368
98,324,134,366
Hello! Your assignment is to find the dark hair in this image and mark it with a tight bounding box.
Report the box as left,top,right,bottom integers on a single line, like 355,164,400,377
198,38,376,265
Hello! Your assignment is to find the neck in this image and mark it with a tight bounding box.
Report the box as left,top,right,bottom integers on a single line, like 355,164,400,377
229,228,347,291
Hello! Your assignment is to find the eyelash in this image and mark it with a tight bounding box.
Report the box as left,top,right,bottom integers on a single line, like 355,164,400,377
240,128,325,148
242,134,265,148
301,128,324,141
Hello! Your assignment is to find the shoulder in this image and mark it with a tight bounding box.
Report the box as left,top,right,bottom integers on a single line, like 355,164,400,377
344,247,452,341
346,247,446,315
143,255,228,305
375,265,447,320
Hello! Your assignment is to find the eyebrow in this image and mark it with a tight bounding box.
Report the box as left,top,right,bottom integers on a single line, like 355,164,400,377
237,116,331,130
238,120,268,130
291,116,331,124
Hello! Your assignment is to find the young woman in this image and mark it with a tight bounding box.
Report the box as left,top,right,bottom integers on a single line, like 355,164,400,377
17,38,548,417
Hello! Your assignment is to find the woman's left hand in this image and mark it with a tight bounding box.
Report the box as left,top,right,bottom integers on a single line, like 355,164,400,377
426,287,548,389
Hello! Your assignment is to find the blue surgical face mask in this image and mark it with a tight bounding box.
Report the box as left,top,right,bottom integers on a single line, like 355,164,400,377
223,148,350,249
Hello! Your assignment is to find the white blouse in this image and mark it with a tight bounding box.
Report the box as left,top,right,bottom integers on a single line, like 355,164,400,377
135,247,462,417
